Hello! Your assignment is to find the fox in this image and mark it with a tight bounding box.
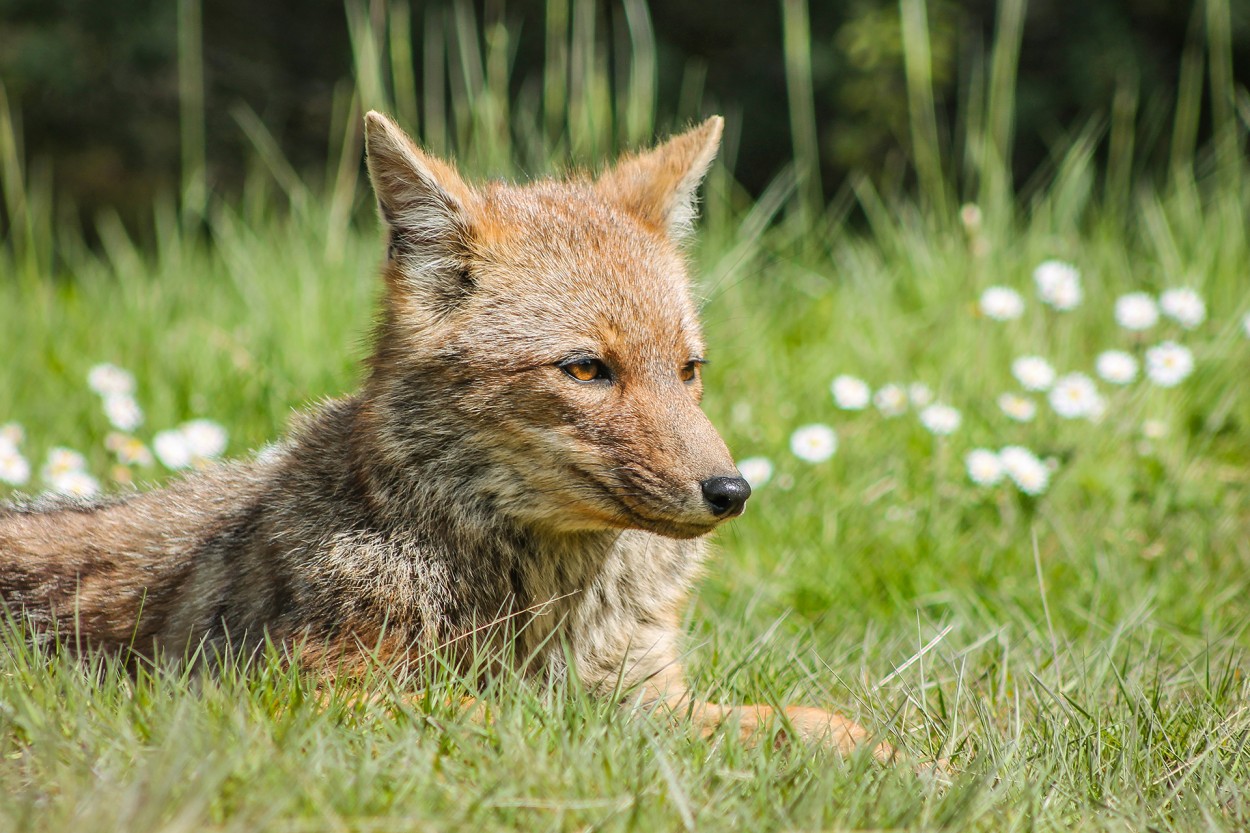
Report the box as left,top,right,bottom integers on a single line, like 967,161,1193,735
0,111,891,760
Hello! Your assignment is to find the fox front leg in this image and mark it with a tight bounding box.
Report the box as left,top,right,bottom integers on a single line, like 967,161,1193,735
685,701,896,762
635,666,895,761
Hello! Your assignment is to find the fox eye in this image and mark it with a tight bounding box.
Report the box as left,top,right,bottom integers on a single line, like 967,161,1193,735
560,358,611,383
679,360,704,384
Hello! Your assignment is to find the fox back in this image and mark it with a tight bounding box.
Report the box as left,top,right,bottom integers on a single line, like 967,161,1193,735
0,113,750,692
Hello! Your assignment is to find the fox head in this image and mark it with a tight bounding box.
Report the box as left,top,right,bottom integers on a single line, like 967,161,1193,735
360,111,748,539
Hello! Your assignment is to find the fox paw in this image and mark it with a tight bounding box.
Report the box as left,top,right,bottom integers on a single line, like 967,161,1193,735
777,705,896,762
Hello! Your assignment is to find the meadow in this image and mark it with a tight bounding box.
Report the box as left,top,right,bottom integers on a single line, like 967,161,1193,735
2,0,1249,830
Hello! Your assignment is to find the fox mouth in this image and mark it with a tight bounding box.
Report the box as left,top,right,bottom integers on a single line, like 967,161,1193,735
576,469,720,538
613,501,718,538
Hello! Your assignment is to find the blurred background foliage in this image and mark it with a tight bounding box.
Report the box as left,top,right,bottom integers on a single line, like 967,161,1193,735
0,0,1248,231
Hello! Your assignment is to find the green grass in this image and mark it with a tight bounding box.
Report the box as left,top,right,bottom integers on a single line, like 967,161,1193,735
2,179,1248,832
3,0,1250,829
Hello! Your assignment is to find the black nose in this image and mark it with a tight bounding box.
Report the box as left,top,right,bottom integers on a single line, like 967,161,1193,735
700,476,752,518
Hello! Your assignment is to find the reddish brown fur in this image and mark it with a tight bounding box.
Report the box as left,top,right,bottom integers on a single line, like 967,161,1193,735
0,112,892,760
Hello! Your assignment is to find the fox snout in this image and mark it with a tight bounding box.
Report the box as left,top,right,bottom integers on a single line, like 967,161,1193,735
584,390,751,538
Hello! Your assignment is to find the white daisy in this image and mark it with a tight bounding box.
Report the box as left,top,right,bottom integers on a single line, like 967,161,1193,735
789,424,837,463
1033,260,1082,310
1159,288,1205,329
1049,280,1082,311
154,430,193,470
87,363,136,397
999,445,1050,495
998,393,1037,422
736,457,774,489
966,449,1005,486
920,404,961,436
1048,373,1103,419
103,394,144,432
1145,341,1194,387
1012,356,1056,391
49,470,100,499
980,286,1025,321
1095,350,1138,385
106,433,154,467
831,376,871,410
124,442,154,468
1114,292,1159,331
41,447,87,483
0,448,31,486
959,203,983,232
908,383,934,408
181,419,229,459
255,442,288,465
0,422,23,448
873,384,908,417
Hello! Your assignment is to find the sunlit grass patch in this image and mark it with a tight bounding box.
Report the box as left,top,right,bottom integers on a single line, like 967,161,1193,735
2,0,1250,828
6,178,1247,830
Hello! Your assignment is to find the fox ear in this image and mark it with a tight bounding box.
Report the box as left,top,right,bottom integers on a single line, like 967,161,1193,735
596,116,724,240
364,111,476,292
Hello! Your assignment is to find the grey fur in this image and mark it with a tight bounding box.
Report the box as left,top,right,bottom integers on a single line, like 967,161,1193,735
0,112,891,759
